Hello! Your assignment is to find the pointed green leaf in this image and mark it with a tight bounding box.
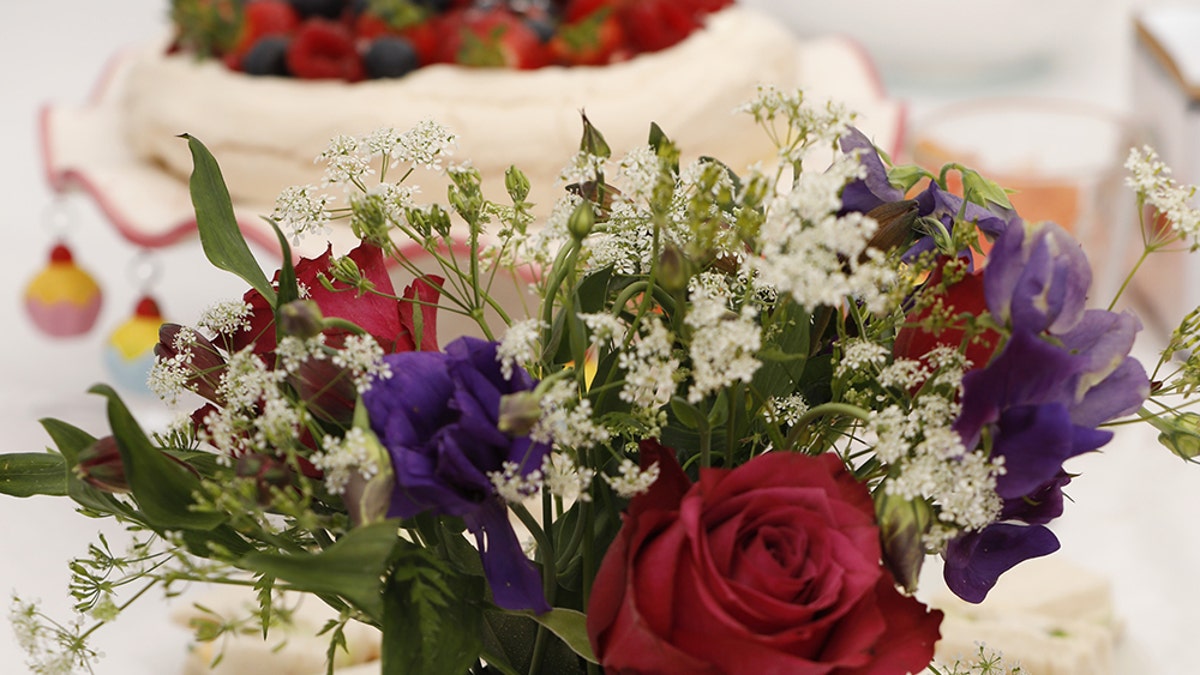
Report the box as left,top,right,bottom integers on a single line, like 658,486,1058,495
89,384,224,530
517,608,597,664
0,453,67,497
958,166,1015,211
39,418,96,466
183,134,276,305
241,520,403,623
267,217,299,307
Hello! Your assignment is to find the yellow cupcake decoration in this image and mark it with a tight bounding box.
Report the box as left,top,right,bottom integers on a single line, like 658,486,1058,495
23,243,103,337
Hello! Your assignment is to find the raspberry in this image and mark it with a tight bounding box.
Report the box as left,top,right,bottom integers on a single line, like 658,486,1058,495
286,18,365,80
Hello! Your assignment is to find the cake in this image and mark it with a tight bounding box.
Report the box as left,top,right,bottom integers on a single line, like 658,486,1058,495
43,0,903,257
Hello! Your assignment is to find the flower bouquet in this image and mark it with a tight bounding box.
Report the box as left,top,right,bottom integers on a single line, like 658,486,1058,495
3,86,1198,674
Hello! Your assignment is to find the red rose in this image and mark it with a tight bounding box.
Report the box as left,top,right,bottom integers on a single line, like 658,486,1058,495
587,442,942,674
230,241,441,355
893,260,998,371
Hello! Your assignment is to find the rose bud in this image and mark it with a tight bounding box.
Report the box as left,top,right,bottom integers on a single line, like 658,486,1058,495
567,200,596,240
74,436,129,493
657,243,689,294
155,323,227,404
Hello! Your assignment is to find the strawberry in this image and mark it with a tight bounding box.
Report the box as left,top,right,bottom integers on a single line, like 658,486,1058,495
442,8,552,69
286,18,365,80
550,12,626,66
620,1,699,53
227,1,301,68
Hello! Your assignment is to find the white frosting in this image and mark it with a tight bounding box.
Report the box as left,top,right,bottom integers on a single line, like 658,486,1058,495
119,7,801,212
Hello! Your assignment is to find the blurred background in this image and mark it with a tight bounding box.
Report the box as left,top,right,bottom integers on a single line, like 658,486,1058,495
3,1,1199,672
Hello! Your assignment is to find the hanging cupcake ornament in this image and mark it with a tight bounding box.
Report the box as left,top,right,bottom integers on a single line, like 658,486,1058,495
104,293,166,396
24,241,103,337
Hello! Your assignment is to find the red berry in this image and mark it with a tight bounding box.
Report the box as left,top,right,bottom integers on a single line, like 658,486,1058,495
229,0,301,66
286,18,365,80
550,13,625,66
621,2,699,53
444,8,551,70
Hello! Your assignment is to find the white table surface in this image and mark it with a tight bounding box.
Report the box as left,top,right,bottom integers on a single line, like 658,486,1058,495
2,1,1197,673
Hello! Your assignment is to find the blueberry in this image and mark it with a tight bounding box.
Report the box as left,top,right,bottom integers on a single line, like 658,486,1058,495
241,36,292,76
523,16,557,43
363,36,420,78
288,0,346,19
414,0,451,10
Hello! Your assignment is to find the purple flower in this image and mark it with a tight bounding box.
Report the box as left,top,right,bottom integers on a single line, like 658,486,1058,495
984,222,1090,335
839,127,1020,260
943,222,1149,603
363,336,550,612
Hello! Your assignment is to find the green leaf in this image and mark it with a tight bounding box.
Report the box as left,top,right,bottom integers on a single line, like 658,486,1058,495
887,164,934,194
183,134,276,305
268,217,299,308
517,608,597,664
382,547,482,675
481,610,586,675
0,453,67,497
39,418,96,466
957,166,1014,211
89,384,225,531
241,520,403,624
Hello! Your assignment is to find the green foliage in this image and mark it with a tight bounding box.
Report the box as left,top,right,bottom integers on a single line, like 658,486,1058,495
184,134,276,305
0,453,67,497
382,543,483,674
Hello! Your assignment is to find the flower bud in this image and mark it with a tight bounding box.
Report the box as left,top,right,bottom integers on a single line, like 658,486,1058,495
579,113,611,159
74,436,129,493
1157,411,1200,461
289,357,357,426
567,201,596,241
874,489,933,593
342,421,394,527
278,300,325,339
505,166,531,203
863,199,918,260
154,323,227,404
499,391,541,437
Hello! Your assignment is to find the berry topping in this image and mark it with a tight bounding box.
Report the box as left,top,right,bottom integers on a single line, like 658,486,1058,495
446,7,552,69
241,35,293,75
288,0,347,19
286,18,365,80
363,35,421,78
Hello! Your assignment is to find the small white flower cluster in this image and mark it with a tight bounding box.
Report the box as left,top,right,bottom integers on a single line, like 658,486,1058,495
578,311,626,347
877,358,930,391
197,300,253,336
497,318,545,381
319,133,375,187
198,347,290,461
488,460,544,504
312,428,383,495
752,157,896,314
542,452,596,503
531,380,610,451
1125,145,1200,243
836,339,892,378
618,317,681,411
762,393,809,427
615,144,661,204
869,388,1004,544
604,458,661,498
331,334,392,392
276,334,327,374
586,209,659,275
356,181,420,226
393,119,458,171
684,287,762,403
272,185,334,245
735,85,855,165
9,596,95,675
557,150,608,188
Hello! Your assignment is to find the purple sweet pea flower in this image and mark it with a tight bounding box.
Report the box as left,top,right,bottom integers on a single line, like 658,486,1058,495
984,221,1091,335
838,127,1020,261
943,222,1150,603
363,336,550,613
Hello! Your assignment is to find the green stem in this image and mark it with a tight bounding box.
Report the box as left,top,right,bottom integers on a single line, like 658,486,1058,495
782,402,872,451
1108,247,1151,311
